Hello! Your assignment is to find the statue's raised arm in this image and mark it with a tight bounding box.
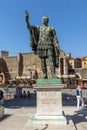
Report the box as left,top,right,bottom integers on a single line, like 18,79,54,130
24,10,31,30
24,10,39,53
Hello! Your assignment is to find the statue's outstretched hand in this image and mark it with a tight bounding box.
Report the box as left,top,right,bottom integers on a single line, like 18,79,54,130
24,10,29,21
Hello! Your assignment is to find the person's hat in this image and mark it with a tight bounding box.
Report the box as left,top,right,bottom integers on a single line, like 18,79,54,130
78,83,81,87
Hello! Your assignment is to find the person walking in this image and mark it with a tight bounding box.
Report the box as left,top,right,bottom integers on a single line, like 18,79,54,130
76,83,84,110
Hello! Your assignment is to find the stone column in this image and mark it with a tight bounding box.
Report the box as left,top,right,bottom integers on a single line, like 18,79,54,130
16,87,22,98
17,53,23,76
58,57,62,78
63,56,68,75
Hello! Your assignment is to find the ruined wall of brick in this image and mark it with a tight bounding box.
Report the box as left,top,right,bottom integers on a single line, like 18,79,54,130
1,50,86,86
21,52,42,78
4,56,18,80
0,51,64,81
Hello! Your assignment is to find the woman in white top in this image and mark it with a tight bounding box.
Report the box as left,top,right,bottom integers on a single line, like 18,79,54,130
76,83,84,110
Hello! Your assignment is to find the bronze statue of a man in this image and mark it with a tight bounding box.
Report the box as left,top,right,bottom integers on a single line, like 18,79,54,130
25,10,60,79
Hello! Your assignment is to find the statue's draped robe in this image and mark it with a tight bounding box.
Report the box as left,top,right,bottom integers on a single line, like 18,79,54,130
29,26,39,53
29,26,59,67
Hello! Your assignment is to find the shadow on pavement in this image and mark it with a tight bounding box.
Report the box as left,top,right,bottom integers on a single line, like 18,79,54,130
62,93,77,106
4,95,36,109
34,124,48,130
0,114,11,122
72,106,87,128
41,124,48,130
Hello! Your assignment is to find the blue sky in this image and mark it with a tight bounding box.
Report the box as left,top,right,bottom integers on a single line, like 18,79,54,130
0,0,87,58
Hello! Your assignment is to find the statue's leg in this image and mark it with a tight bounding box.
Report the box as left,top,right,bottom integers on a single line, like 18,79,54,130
41,57,47,78
48,55,56,78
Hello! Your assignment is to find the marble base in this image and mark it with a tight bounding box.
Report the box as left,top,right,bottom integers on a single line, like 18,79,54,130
36,90,62,116
31,84,67,124
29,114,67,124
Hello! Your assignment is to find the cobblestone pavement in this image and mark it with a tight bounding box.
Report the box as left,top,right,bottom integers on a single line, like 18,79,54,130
0,89,87,130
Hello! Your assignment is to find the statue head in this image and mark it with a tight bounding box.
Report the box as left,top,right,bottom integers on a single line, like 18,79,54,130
42,16,49,25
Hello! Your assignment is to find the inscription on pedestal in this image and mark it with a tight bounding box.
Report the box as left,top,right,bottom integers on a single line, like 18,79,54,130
37,90,62,116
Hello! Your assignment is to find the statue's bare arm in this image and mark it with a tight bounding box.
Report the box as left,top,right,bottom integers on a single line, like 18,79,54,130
24,10,31,30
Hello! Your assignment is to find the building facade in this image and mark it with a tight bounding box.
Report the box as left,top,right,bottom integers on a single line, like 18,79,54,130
81,57,87,68
0,50,87,88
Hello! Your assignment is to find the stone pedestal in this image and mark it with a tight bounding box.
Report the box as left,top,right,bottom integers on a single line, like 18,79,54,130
0,106,4,119
29,80,67,124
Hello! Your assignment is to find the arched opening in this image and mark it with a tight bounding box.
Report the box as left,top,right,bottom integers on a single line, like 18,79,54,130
76,73,82,79
76,73,82,85
0,71,6,87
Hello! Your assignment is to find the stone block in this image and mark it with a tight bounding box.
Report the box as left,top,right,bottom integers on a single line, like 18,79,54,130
0,106,4,119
